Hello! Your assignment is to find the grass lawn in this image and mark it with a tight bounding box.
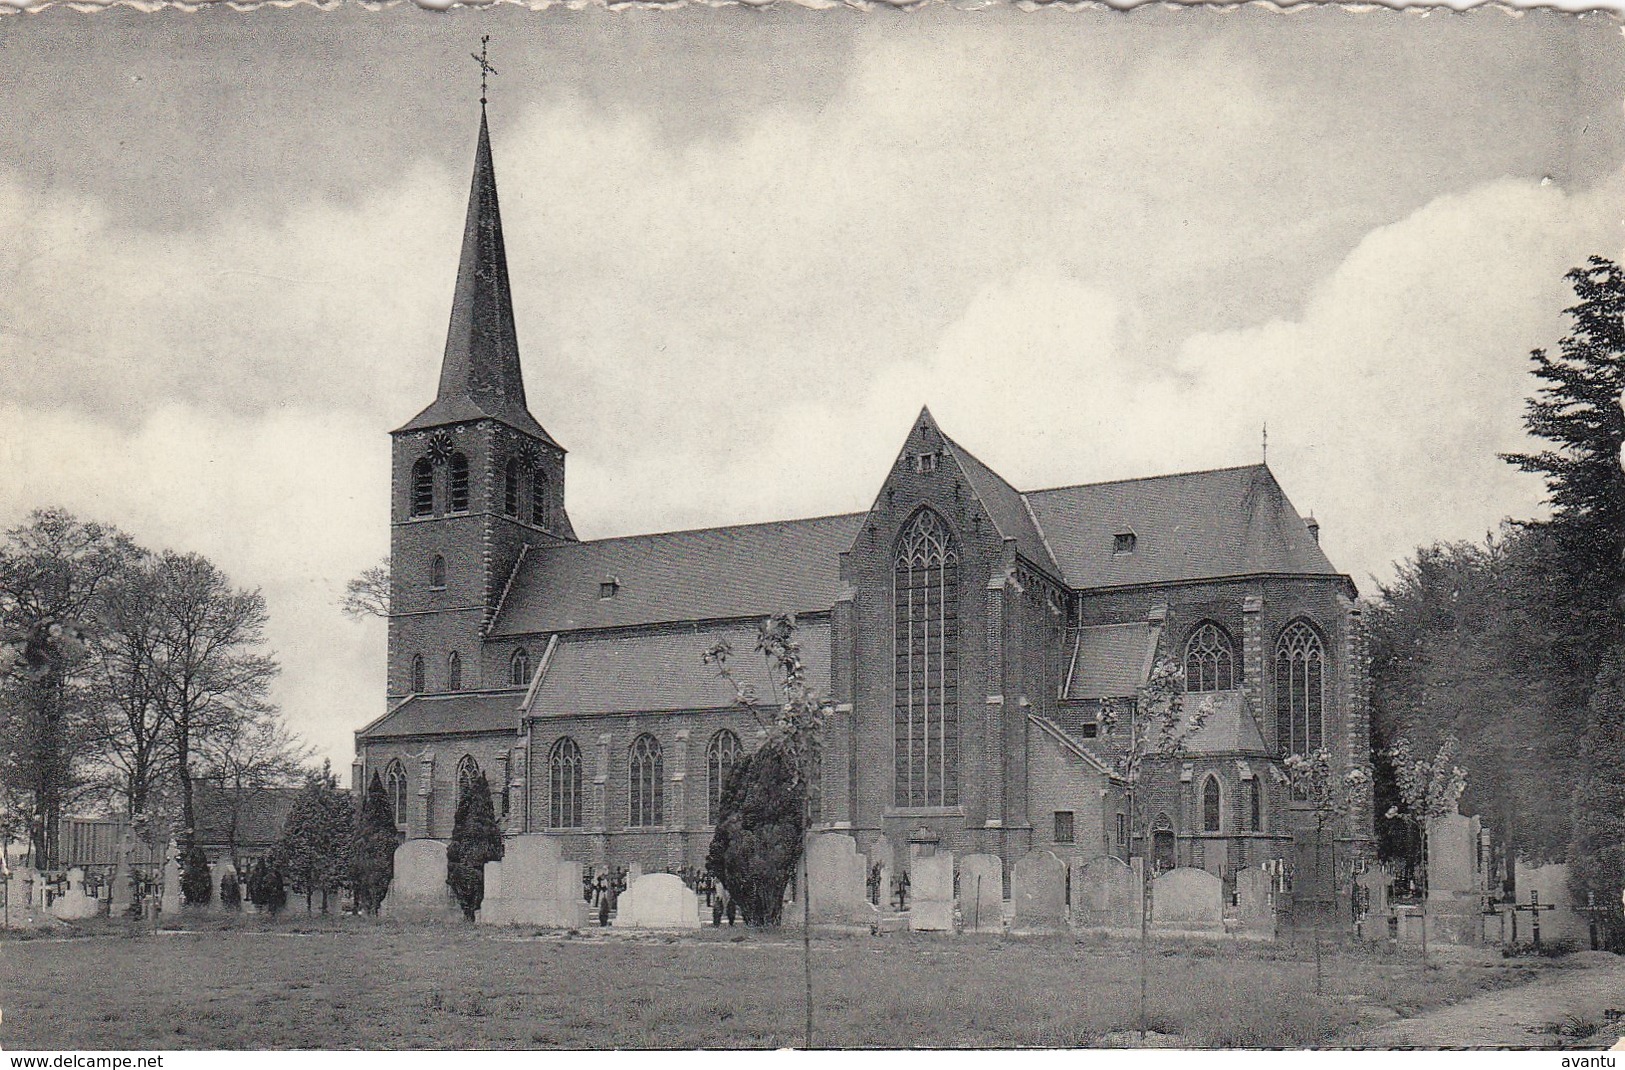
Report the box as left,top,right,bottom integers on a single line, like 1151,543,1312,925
0,916,1550,1049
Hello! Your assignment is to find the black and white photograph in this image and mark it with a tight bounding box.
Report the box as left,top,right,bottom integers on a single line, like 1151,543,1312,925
1,0,1622,1052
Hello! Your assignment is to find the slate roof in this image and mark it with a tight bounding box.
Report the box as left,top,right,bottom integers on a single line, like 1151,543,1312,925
397,110,559,447
527,620,831,718
1180,690,1272,756
192,782,311,851
1063,622,1155,700
940,431,1060,580
490,514,862,637
357,689,525,740
1024,464,1338,591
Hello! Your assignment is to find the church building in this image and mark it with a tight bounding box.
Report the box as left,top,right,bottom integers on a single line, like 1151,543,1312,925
353,108,1374,901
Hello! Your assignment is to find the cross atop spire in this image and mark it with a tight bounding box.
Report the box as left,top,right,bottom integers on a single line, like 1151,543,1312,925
396,100,560,448
471,35,498,108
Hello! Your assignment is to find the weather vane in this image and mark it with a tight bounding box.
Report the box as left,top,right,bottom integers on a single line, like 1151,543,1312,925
472,35,498,107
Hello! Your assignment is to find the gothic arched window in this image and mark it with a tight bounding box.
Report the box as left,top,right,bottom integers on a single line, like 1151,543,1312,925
429,554,446,590
893,509,959,808
448,453,470,513
510,647,530,688
411,459,434,517
629,734,663,827
410,654,425,694
456,754,481,799
1275,620,1326,756
1184,622,1237,692
550,737,582,828
447,651,463,692
531,468,550,528
1202,775,1222,832
385,760,408,830
504,458,520,517
706,729,742,825
1248,776,1264,832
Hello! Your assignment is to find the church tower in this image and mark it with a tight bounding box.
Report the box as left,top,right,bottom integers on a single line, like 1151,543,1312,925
386,105,575,704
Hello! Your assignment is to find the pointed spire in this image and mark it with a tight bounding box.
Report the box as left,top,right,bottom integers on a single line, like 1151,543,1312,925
399,108,559,446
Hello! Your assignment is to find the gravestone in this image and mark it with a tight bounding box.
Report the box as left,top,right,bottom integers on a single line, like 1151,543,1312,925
627,862,643,883
1010,850,1069,932
1072,856,1139,930
1152,867,1224,933
1355,866,1390,942
477,835,587,928
1426,809,1486,945
805,833,873,925
1513,861,1588,944
108,840,134,918
613,872,701,929
49,867,100,921
2,867,51,930
160,839,182,916
380,839,459,921
958,854,1004,933
209,862,236,913
1235,868,1275,938
909,851,955,931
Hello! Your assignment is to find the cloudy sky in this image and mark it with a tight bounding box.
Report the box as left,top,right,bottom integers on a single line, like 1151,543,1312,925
1,4,1621,773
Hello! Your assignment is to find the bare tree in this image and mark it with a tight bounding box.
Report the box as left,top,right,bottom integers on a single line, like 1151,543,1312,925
340,558,390,621
195,706,312,858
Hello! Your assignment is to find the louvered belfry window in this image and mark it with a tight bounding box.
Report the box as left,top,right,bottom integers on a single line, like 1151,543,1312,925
550,737,582,829
1275,620,1325,756
412,459,434,516
893,509,959,808
449,453,470,512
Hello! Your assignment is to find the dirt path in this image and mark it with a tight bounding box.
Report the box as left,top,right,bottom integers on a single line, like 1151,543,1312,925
1340,952,1625,1049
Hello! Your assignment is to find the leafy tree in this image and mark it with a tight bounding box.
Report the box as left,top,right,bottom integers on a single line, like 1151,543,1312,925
1568,651,1625,951
350,772,399,916
340,558,390,621
446,771,503,921
1384,733,1468,965
0,509,137,865
181,842,213,907
1100,657,1209,1040
275,761,353,914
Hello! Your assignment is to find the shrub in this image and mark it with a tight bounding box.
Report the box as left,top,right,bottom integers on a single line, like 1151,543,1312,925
446,771,503,921
247,857,287,915
706,739,804,927
180,843,212,907
219,869,241,910
350,771,400,916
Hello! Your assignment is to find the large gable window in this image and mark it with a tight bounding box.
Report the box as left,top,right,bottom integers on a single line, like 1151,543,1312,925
1184,622,1236,692
894,509,959,809
629,733,664,827
1275,619,1326,757
707,729,741,826
549,737,582,829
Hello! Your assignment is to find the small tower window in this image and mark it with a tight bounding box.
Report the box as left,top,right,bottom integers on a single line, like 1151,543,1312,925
1249,776,1264,832
532,468,550,528
1113,532,1137,555
1053,811,1075,844
412,459,434,517
449,453,470,513
410,654,425,694
504,459,520,517
510,647,530,688
447,651,463,691
429,555,446,590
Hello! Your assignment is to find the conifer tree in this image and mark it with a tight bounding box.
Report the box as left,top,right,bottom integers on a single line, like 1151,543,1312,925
446,771,503,921
180,842,213,906
275,761,353,913
349,772,398,916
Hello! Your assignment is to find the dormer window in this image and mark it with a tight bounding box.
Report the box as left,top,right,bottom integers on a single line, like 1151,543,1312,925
1113,532,1137,555
599,578,619,600
913,452,939,474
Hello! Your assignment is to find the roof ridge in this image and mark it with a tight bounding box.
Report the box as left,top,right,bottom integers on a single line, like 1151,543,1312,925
1022,462,1268,496
545,510,865,549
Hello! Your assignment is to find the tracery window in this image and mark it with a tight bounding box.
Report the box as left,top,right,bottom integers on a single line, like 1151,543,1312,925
385,760,408,830
706,729,741,826
531,468,550,528
510,647,530,688
410,654,425,694
504,459,520,517
449,453,470,512
1275,620,1326,756
549,737,582,829
447,651,463,691
1202,775,1222,833
411,459,434,517
629,734,663,827
1184,622,1237,692
456,754,481,799
893,509,959,808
